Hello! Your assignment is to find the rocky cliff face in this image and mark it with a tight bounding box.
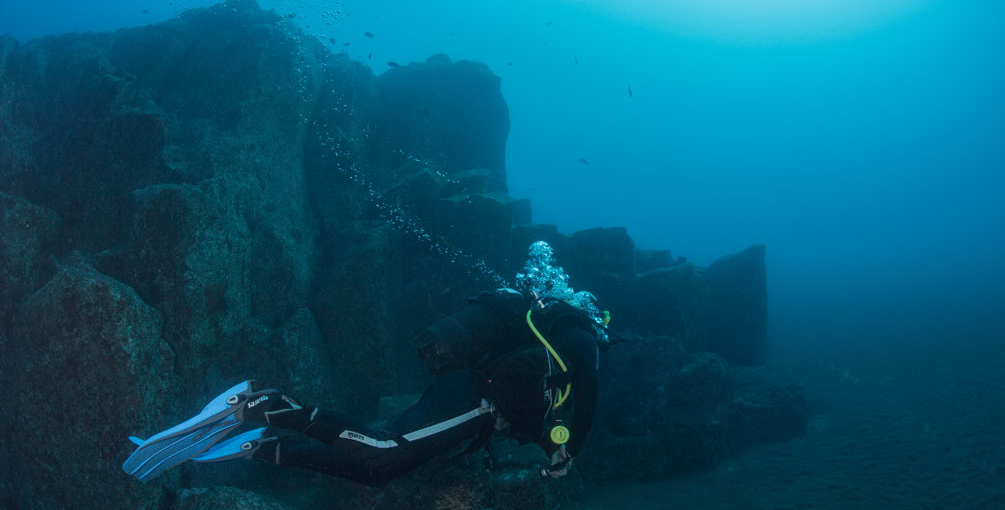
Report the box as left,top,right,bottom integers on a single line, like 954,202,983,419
0,1,803,509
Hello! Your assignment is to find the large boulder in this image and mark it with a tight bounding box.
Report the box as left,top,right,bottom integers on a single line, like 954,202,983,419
595,334,689,441
727,365,809,446
311,222,428,413
77,1,325,398
374,54,510,192
707,244,768,365
0,261,178,509
635,248,675,273
582,342,807,484
302,51,381,241
0,32,176,251
566,227,637,282
0,33,15,63
0,193,60,331
265,307,340,407
303,50,516,363
380,167,523,277
1,0,329,388
336,447,564,510
0,329,7,501
175,486,298,510
432,191,520,273
614,264,712,351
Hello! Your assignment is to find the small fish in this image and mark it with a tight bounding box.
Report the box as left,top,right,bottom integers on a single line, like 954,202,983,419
329,38,336,44
368,53,372,60
507,62,513,66
449,32,457,37
142,9,149,14
577,158,590,165
574,56,579,65
627,81,633,98
545,22,553,26
387,61,401,68
343,42,351,46
364,31,374,38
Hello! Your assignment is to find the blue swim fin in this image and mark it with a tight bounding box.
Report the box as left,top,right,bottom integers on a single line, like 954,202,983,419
192,427,275,463
122,380,279,482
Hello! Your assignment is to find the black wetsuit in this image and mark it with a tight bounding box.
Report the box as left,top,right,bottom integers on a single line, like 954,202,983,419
253,289,601,486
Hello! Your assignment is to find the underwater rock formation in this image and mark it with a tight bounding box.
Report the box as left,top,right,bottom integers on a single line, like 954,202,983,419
175,486,299,510
0,193,60,331
0,261,178,509
375,53,510,192
636,248,675,272
0,1,802,509
511,224,766,356
707,244,769,365
584,339,807,483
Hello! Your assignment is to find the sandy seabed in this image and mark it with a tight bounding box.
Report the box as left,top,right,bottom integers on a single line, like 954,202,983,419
568,335,1005,510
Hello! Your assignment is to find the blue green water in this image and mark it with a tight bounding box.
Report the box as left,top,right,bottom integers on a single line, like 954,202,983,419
7,1,1004,278
3,1,1003,507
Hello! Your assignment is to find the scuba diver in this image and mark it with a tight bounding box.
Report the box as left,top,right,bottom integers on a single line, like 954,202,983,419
123,241,611,486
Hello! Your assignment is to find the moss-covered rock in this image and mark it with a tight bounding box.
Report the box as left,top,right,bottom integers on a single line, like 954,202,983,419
0,261,177,509
176,486,298,510
0,193,60,331
0,32,175,251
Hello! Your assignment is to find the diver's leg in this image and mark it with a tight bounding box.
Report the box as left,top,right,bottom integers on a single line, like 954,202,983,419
254,370,495,485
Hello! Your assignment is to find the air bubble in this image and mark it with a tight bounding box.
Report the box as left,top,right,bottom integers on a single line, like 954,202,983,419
311,121,508,287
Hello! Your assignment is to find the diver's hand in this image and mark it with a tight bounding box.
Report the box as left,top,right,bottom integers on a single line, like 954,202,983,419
540,446,573,478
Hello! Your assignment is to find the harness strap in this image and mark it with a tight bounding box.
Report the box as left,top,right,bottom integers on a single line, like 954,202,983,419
526,309,571,408
544,371,572,390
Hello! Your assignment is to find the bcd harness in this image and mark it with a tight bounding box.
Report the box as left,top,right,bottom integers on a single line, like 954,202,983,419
526,289,611,447
527,307,572,445
414,288,614,448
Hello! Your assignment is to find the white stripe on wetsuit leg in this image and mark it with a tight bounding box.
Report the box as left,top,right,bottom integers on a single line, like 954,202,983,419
336,400,493,448
402,399,493,442
337,431,400,448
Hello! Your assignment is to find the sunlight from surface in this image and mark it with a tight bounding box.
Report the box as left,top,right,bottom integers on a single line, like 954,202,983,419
572,0,934,40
